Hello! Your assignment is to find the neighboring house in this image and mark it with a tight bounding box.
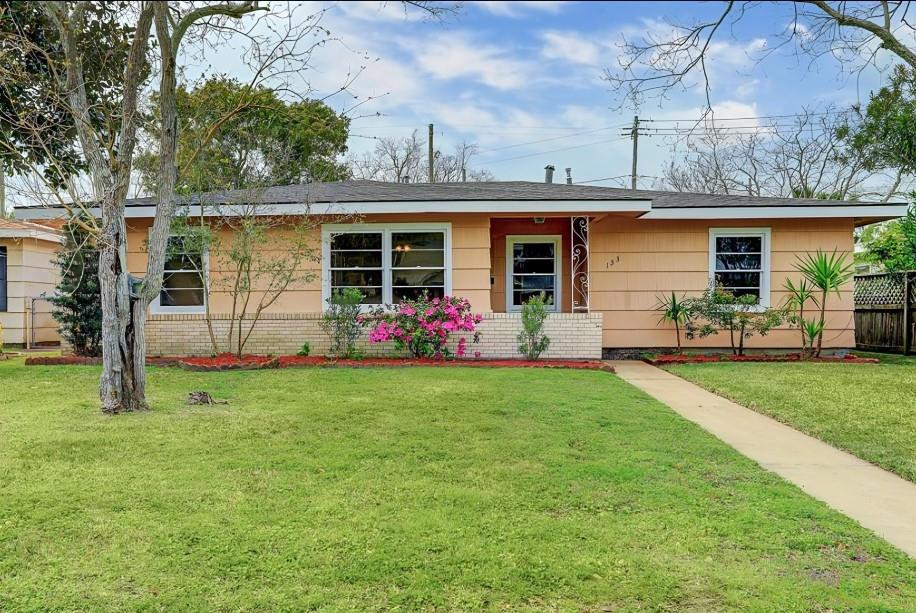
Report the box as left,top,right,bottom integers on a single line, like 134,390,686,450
0,219,63,348
14,180,906,358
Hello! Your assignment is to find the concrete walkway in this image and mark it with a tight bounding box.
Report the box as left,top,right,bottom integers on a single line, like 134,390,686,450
608,360,916,558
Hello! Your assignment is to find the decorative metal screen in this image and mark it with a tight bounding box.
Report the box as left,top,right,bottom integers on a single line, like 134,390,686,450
571,216,589,312
854,273,907,306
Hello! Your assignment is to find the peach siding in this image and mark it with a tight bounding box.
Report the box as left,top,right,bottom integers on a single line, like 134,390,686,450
124,213,857,350
0,238,60,346
589,217,855,349
126,213,493,314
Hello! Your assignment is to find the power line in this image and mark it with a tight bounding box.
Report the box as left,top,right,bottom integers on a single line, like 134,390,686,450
477,125,630,155
574,174,630,185
642,111,843,123
486,136,631,165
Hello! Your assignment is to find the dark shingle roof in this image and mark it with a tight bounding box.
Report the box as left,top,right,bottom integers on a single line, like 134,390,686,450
121,180,896,209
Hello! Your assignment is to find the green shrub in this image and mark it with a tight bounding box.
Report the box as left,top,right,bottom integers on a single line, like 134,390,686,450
320,288,366,358
296,342,310,357
48,217,102,357
517,293,551,360
685,283,784,356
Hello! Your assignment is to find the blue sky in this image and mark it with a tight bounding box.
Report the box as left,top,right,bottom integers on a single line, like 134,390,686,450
209,1,902,187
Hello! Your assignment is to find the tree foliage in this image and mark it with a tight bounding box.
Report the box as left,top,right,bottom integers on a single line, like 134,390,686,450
845,66,916,176
858,203,916,271
137,77,350,193
49,217,102,357
0,1,139,190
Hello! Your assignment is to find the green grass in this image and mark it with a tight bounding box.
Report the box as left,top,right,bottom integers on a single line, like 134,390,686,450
670,353,916,483
1,358,914,610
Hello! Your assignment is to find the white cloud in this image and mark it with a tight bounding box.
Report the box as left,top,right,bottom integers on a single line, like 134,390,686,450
406,33,535,90
735,79,760,99
336,1,429,22
559,105,613,129
472,1,568,18
540,31,602,66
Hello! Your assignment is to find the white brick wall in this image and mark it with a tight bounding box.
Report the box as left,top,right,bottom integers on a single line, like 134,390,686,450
143,312,603,359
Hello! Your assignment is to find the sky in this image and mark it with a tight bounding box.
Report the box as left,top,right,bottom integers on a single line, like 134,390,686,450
265,0,899,189
159,1,913,192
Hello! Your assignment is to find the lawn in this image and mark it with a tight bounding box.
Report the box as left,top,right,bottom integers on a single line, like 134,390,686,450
669,353,916,484
1,357,914,610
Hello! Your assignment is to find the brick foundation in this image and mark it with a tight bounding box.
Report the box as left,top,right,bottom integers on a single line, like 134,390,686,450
144,312,603,360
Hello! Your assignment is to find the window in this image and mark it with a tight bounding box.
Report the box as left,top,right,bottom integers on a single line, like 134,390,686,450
0,246,7,312
152,236,206,313
709,228,771,306
323,224,450,306
506,235,561,311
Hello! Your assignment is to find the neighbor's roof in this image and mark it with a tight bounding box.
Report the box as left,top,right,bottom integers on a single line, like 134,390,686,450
0,218,64,242
113,180,900,209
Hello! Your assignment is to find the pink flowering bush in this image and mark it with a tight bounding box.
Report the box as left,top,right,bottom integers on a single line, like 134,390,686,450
366,294,482,359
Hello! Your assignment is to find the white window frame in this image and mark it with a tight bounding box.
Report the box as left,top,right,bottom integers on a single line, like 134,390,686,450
505,234,562,313
150,233,209,314
708,227,771,308
321,222,452,309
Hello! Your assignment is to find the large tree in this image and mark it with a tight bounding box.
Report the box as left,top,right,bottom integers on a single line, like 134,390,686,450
1,2,331,413
136,77,351,193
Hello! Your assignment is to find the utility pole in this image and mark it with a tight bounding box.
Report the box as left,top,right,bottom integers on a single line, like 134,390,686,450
428,123,434,183
630,115,639,190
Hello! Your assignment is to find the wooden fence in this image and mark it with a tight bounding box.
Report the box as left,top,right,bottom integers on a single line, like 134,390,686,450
854,272,915,354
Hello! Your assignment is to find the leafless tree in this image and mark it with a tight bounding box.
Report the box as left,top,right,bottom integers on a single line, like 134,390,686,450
658,108,912,200
349,131,493,182
607,2,916,112
2,2,344,413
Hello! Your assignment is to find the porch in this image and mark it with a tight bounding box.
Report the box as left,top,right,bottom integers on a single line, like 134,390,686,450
489,215,592,315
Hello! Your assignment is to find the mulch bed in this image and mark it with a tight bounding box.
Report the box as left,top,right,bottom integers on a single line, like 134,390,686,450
26,352,613,372
645,353,880,366
183,354,613,372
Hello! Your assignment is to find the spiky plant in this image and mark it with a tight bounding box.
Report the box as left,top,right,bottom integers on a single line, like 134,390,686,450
656,291,690,353
782,277,817,358
794,250,854,357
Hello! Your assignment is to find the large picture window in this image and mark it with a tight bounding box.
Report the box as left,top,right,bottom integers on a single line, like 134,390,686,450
324,224,450,306
709,228,771,306
152,235,206,313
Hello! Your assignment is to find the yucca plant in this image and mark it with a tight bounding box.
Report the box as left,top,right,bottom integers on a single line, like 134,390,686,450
794,250,854,357
801,319,825,357
656,292,690,353
782,277,817,358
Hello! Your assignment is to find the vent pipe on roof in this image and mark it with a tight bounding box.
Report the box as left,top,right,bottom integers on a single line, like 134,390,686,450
544,164,555,184
565,167,572,185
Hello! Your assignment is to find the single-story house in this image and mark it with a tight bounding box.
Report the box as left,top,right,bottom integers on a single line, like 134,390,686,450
15,180,906,358
0,219,63,348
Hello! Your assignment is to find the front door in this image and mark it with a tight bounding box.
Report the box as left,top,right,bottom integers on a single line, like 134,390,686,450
506,235,561,312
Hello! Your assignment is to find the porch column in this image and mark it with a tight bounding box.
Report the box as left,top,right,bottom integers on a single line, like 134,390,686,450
571,216,589,312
